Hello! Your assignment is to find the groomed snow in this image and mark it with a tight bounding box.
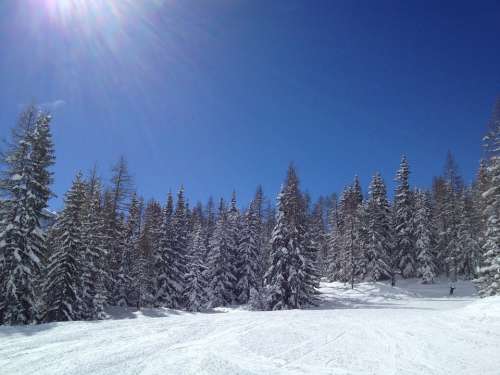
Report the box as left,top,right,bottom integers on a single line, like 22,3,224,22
2,279,499,375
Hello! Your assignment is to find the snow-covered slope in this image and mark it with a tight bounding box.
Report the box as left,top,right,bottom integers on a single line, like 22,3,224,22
1,279,499,375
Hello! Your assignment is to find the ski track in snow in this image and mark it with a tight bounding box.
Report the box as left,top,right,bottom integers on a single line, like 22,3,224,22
1,279,500,375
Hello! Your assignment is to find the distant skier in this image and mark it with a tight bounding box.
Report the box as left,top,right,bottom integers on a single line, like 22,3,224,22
449,263,457,296
449,282,456,296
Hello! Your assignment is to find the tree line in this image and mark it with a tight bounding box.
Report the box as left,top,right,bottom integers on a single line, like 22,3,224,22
0,100,499,325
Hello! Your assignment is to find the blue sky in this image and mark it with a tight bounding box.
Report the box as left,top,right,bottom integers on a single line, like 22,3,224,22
0,0,499,209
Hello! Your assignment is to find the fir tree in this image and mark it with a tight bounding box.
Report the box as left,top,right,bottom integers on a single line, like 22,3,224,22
44,173,86,322
414,190,436,283
364,173,392,281
207,199,237,307
236,194,261,303
393,156,416,278
265,165,319,309
455,190,481,279
227,191,241,298
80,168,108,318
0,107,55,325
106,157,133,304
184,222,208,311
154,192,184,308
475,99,500,296
169,187,189,307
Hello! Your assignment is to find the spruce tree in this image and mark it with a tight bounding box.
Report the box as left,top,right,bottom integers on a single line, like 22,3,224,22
236,195,261,303
414,190,436,283
105,157,133,304
80,168,108,318
326,195,342,281
265,165,319,309
364,173,392,281
455,190,480,279
184,222,208,311
44,173,86,322
393,156,416,278
0,107,55,325
207,199,237,307
169,187,189,307
227,191,241,298
154,192,184,308
475,100,500,296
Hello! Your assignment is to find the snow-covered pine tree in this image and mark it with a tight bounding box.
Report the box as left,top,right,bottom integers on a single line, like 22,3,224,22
0,107,55,325
364,173,392,281
431,176,450,275
203,196,216,260
154,192,184,308
128,196,144,307
393,155,416,278
207,199,237,307
236,194,261,303
308,201,327,277
265,165,319,309
227,191,241,298
302,201,321,304
169,187,189,307
133,200,159,309
105,157,133,304
475,99,500,296
326,195,342,281
44,173,86,322
334,182,364,287
441,153,465,279
259,200,275,286
473,160,490,250
455,189,481,279
184,221,208,311
414,189,436,283
80,168,108,319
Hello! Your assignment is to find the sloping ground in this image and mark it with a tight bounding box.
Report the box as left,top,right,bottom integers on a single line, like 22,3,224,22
1,280,499,375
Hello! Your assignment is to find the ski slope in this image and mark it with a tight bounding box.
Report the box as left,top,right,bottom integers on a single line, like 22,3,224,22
1,279,499,375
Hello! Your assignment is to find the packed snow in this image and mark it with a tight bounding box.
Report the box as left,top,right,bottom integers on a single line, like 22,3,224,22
1,279,499,375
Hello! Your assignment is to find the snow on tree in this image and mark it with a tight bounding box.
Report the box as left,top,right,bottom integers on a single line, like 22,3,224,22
475,99,500,296
44,173,86,322
0,107,55,325
207,199,237,307
114,193,141,307
414,190,436,284
393,156,416,278
236,194,262,303
105,157,133,304
308,201,327,278
325,195,342,281
227,191,241,298
264,165,319,309
169,187,189,307
154,191,184,308
133,200,159,309
184,221,208,311
454,190,481,279
364,173,392,281
79,168,108,319
332,182,364,287
473,160,490,250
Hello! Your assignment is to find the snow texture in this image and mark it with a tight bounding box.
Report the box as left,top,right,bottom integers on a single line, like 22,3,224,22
1,279,499,375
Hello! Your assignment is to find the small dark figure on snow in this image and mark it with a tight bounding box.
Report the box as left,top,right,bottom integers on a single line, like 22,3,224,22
449,283,455,296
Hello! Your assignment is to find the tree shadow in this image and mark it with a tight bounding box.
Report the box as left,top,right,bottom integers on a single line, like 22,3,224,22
311,298,436,311
0,322,59,336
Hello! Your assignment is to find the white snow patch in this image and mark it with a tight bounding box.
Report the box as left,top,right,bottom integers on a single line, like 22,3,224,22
1,279,499,375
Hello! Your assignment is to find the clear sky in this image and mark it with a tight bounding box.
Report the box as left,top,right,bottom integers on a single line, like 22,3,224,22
0,0,499,209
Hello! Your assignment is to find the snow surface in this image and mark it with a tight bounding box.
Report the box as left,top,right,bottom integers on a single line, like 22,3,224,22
2,279,500,375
